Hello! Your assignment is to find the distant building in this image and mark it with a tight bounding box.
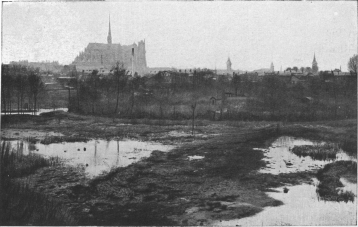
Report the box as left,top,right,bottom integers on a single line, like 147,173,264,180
72,16,147,75
312,53,319,74
9,60,62,73
270,62,274,72
227,57,232,72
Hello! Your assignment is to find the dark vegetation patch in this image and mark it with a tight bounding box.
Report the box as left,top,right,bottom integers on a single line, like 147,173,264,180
316,161,357,202
292,144,340,161
0,141,76,225
0,142,52,179
40,136,89,145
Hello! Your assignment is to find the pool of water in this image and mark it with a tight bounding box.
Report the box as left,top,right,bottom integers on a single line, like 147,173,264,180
8,139,175,177
1,108,68,115
213,178,357,226
339,178,357,196
215,136,357,225
188,155,204,161
258,136,356,174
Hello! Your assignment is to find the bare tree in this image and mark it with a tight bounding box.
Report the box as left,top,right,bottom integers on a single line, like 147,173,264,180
113,62,127,116
191,101,197,135
348,54,358,74
28,71,44,115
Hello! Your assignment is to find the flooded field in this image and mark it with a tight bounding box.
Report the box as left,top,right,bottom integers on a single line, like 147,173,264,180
258,136,356,174
7,139,175,177
214,178,357,226
212,136,357,226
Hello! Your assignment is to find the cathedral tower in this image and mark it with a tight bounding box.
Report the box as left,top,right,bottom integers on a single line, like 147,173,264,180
270,62,274,72
312,53,318,74
107,15,112,44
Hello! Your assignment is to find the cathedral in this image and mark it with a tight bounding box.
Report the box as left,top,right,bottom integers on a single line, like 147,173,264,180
72,17,147,75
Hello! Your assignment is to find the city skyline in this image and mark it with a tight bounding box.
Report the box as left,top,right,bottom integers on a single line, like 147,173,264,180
2,1,357,71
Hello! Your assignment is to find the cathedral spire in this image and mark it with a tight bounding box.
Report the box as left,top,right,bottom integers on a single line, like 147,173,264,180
312,53,318,74
107,14,112,44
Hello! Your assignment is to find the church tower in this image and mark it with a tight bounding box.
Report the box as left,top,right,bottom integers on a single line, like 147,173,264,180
107,15,112,44
312,53,318,74
270,62,274,72
227,57,232,72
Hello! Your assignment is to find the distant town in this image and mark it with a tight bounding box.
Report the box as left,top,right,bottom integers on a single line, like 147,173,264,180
2,16,357,122
1,3,357,226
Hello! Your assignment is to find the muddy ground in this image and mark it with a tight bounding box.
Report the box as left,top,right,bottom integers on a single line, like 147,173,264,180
1,112,356,225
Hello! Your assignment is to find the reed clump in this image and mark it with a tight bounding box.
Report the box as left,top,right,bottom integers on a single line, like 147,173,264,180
0,141,76,225
316,161,357,203
292,144,340,161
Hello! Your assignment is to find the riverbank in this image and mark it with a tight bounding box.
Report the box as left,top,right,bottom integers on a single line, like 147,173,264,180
1,113,356,225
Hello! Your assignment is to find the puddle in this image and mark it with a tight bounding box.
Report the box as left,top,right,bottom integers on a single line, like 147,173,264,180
1,108,68,115
339,178,357,196
219,136,357,225
188,155,204,161
166,130,212,138
8,139,175,177
213,178,357,226
258,136,356,174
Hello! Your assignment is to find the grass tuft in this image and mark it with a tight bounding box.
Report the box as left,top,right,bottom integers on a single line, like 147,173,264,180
292,144,340,161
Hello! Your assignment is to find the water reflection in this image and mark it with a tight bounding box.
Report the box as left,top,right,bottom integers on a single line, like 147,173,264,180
8,139,175,177
1,108,68,115
339,178,357,196
258,136,356,174
214,179,357,226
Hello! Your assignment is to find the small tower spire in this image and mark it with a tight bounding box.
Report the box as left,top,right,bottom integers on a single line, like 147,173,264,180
270,62,274,72
107,14,112,44
312,53,318,74
227,57,232,72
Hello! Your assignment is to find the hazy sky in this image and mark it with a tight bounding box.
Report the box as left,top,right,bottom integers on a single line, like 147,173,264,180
2,1,357,71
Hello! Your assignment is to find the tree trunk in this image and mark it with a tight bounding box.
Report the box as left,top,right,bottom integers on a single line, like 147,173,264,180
114,70,120,115
34,95,37,115
68,88,71,112
2,91,6,115
17,93,20,114
21,94,24,114
77,83,80,112
159,103,163,119
107,93,111,114
130,91,135,117
9,91,12,114
191,103,196,135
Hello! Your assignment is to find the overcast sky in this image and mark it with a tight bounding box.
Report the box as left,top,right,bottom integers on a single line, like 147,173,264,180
2,1,357,71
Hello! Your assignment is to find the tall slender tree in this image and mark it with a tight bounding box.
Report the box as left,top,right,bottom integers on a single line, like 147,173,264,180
28,71,44,115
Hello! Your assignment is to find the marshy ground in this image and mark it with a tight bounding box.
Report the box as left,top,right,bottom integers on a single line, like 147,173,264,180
0,112,356,225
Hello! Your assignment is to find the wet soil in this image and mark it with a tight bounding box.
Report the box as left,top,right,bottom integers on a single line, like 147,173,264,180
2,113,356,225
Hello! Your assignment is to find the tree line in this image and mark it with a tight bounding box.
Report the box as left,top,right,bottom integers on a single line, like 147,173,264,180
2,54,357,122
1,64,44,115
68,62,356,121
